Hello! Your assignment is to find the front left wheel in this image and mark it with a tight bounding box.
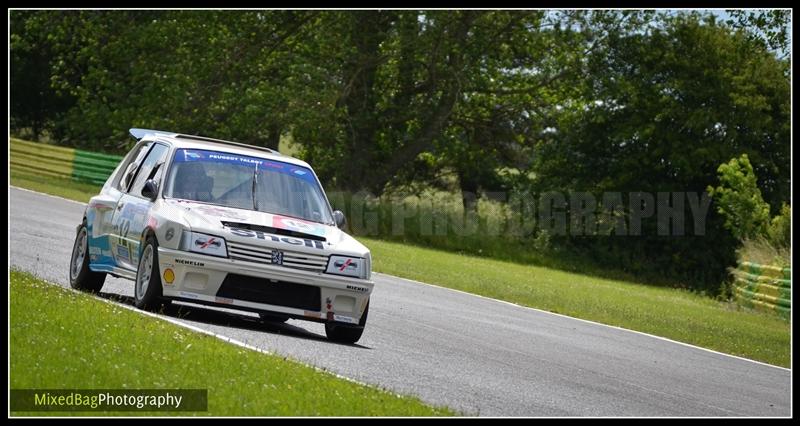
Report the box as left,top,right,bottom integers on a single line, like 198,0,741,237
134,236,169,311
325,301,369,344
69,223,106,292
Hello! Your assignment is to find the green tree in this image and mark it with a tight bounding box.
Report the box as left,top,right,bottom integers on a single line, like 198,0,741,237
301,11,652,197
10,11,76,140
530,13,789,289
11,10,326,153
725,9,791,59
766,203,791,248
707,154,771,240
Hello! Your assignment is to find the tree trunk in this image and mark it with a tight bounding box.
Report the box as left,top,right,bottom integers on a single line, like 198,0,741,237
265,123,281,151
337,11,394,192
363,12,477,194
458,170,480,217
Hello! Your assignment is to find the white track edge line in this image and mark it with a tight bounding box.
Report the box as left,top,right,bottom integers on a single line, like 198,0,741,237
41,279,407,398
10,185,88,206
372,273,792,372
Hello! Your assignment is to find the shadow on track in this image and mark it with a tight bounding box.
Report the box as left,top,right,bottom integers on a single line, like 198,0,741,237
94,290,371,349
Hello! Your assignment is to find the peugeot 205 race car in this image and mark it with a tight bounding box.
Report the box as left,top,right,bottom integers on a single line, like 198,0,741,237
69,128,373,343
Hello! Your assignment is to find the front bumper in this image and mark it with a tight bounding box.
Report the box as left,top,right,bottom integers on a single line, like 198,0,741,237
157,247,373,325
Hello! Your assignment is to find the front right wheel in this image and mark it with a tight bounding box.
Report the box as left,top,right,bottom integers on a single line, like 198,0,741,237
134,236,169,311
325,301,369,344
69,222,106,292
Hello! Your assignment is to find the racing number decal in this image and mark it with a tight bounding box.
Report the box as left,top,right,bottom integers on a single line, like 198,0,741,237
120,218,131,239
117,217,133,260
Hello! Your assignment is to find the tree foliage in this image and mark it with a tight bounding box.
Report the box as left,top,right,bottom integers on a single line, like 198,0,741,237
766,203,791,248
725,9,791,59
529,14,789,288
10,11,76,140
12,10,325,152
707,155,771,241
10,10,790,291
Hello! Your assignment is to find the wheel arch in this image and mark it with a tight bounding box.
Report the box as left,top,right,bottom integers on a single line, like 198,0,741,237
141,226,158,242
138,226,159,259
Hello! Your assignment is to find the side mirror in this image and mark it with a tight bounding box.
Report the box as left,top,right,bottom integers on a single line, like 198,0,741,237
333,210,347,229
141,179,159,201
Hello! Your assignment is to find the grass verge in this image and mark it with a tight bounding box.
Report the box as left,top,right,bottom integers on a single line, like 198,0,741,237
9,270,454,416
737,237,791,268
363,237,790,367
11,169,102,204
9,174,790,367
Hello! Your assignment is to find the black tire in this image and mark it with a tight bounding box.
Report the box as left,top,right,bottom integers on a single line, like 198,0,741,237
260,312,290,323
325,301,369,344
134,236,168,311
69,222,106,292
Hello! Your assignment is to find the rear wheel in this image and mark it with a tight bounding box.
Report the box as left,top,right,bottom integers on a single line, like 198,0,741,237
134,236,169,311
325,301,369,344
69,223,106,292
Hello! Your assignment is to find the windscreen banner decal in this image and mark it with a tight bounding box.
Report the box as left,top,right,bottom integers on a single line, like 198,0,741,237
271,215,326,238
173,149,317,184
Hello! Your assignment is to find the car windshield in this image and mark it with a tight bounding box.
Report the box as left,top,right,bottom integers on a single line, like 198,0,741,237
165,148,334,225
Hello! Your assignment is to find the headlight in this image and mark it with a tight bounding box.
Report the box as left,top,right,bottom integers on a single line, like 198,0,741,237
326,255,366,279
179,231,228,258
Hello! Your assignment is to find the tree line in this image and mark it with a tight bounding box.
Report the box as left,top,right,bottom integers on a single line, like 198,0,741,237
11,10,790,290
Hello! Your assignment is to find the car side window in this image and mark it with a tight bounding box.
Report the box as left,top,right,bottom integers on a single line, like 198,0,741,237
129,144,170,198
116,142,152,192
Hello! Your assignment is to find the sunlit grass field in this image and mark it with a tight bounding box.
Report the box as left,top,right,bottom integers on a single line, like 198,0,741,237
9,270,454,416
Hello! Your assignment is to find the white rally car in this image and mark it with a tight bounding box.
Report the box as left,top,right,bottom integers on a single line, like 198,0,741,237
69,128,373,343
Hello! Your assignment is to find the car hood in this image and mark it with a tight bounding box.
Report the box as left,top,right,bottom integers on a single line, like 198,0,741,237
164,199,369,257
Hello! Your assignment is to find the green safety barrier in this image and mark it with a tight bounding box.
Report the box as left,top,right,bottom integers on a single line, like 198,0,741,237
732,261,791,320
10,138,123,186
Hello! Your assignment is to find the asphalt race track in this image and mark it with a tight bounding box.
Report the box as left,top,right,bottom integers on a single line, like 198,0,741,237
9,187,791,416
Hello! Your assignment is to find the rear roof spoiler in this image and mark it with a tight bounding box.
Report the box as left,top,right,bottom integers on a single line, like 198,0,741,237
129,128,178,140
129,128,280,155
